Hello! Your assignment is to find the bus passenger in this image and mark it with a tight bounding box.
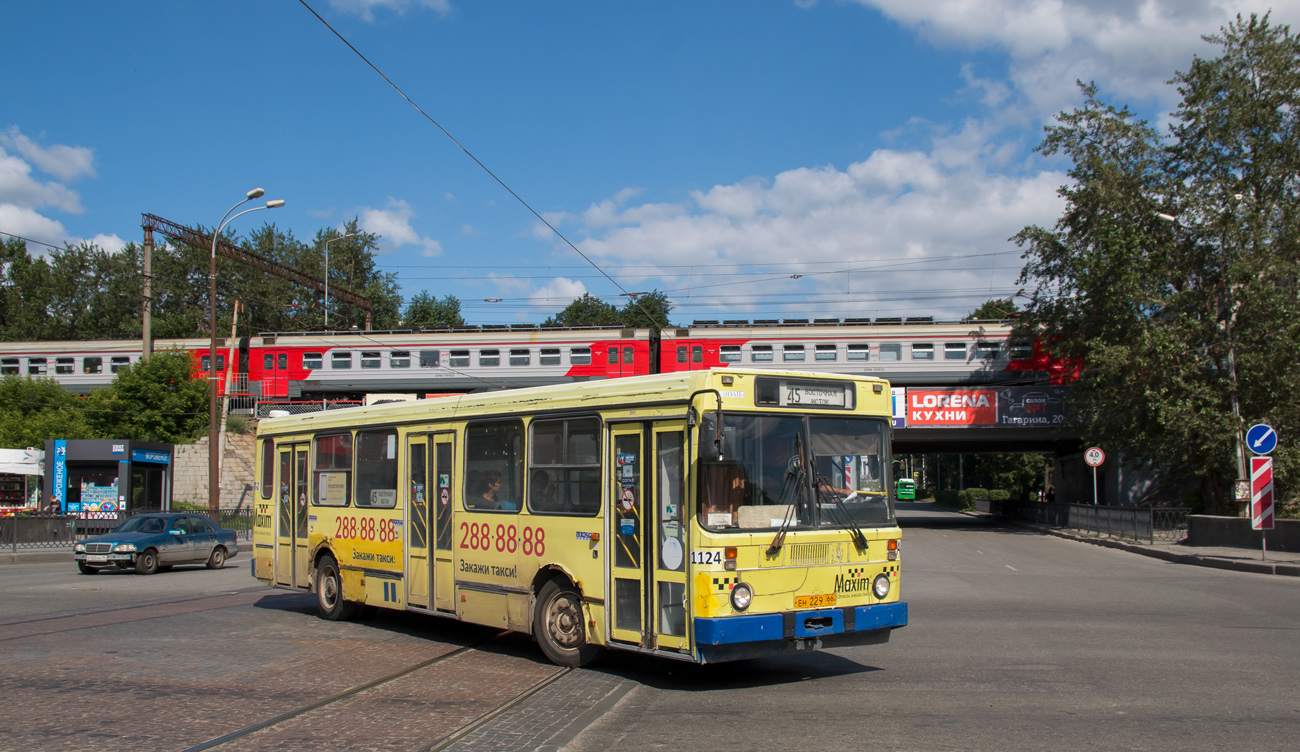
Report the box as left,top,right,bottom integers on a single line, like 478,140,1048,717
479,470,515,511
530,470,557,510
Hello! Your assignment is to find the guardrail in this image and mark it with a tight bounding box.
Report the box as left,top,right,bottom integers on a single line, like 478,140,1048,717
2,509,256,553
996,500,1189,543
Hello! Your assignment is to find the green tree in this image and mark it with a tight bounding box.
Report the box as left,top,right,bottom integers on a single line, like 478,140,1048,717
965,298,1021,321
88,349,208,443
1014,14,1300,513
0,376,93,448
545,293,621,327
620,290,673,331
405,292,465,328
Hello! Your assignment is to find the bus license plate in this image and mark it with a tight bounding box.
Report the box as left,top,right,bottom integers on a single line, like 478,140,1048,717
795,594,836,609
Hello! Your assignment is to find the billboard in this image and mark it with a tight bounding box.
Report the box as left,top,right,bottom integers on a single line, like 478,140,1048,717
903,386,1069,428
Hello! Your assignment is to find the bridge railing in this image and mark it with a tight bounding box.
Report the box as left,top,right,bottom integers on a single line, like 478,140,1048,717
996,500,1189,544
2,510,256,553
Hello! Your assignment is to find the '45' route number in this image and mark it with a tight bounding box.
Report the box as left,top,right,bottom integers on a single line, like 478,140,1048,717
459,522,547,556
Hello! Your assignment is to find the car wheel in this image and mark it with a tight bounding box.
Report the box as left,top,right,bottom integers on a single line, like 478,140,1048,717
206,547,226,570
135,549,159,576
77,562,99,575
533,578,603,667
315,556,359,621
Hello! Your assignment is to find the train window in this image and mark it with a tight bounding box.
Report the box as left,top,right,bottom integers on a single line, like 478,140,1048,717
944,343,967,360
815,344,837,361
628,347,637,365
480,349,500,367
528,416,601,516
83,357,103,374
0,358,17,375
264,353,274,370
677,346,687,364
751,345,773,362
570,347,591,365
111,356,131,373
279,353,287,369
303,352,323,369
217,355,225,371
331,352,352,369
464,420,524,512
879,344,901,361
361,351,381,369
27,358,46,376
847,344,870,361
391,351,412,368
55,358,74,375
975,342,999,360
1009,341,1033,359
911,343,934,360
354,429,398,509
609,348,620,365
260,439,274,500
720,346,741,363
510,349,531,366
416,350,437,368
690,346,700,364
313,433,352,507
449,350,469,368
201,355,210,372
539,348,561,366
783,345,805,362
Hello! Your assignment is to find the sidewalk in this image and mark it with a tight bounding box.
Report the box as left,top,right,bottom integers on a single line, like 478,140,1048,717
0,546,75,566
1027,523,1300,577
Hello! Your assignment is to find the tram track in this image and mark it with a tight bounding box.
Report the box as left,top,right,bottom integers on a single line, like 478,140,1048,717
181,632,573,752
0,588,272,642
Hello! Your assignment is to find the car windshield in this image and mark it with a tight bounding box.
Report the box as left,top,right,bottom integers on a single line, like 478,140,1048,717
698,413,894,531
114,516,167,534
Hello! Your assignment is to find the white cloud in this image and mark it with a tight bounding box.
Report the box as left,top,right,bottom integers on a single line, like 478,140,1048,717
358,198,443,257
529,277,587,309
88,233,126,254
327,0,451,22
0,126,95,182
852,0,1300,115
0,146,85,214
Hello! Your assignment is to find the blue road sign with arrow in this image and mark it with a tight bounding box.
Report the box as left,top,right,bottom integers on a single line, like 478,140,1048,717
1247,423,1277,455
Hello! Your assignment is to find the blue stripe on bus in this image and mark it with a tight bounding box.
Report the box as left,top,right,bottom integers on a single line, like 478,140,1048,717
694,602,908,645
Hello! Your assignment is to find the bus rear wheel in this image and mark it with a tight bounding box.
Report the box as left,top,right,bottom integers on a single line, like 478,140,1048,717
315,556,360,621
534,579,603,667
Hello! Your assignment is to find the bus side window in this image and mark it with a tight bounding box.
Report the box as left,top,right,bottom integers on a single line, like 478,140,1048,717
463,421,523,512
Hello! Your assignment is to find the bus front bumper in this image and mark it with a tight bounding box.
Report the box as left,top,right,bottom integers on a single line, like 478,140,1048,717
693,601,907,663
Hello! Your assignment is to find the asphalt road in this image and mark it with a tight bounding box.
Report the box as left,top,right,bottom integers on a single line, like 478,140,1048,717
3,523,1299,751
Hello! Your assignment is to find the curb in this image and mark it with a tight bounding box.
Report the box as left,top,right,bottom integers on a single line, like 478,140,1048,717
1035,525,1300,577
0,551,73,566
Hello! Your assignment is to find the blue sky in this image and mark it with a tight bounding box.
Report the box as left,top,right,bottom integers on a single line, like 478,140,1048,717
3,1,1295,326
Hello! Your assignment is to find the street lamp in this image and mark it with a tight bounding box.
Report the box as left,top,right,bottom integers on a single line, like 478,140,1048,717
324,232,359,329
209,188,284,510
1155,210,1249,506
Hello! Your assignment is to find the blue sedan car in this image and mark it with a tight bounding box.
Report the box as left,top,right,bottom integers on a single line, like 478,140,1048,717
73,513,240,575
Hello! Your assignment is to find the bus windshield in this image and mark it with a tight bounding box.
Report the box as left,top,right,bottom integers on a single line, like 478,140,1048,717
698,413,894,531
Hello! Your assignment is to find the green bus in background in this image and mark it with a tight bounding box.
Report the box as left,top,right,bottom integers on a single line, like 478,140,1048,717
896,478,916,500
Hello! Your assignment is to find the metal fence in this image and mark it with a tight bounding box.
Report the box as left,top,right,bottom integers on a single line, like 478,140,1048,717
256,400,363,418
999,500,1189,543
2,509,255,553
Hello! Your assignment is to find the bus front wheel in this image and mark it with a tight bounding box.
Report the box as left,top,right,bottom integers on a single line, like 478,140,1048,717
316,556,360,621
534,579,603,667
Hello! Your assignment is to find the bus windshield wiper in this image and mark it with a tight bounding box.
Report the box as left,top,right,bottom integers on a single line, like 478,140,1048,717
767,436,807,556
816,476,869,552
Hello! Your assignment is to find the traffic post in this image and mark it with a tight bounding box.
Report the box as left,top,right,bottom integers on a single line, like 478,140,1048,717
1084,447,1105,506
1251,457,1275,561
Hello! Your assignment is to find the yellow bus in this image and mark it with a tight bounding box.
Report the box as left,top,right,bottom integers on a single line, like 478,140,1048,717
251,368,906,665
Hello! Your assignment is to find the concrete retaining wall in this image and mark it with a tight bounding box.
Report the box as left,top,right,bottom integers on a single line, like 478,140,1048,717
172,434,256,511
1188,515,1300,553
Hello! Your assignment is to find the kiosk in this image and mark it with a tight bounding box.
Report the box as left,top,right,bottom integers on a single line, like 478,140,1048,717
43,440,174,515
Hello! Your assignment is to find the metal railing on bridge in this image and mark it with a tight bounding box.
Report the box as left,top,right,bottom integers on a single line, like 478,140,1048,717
2,509,255,553
989,500,1189,543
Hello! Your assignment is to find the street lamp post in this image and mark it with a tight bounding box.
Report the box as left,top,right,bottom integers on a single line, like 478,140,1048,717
1156,210,1249,508
209,188,285,510
324,232,359,330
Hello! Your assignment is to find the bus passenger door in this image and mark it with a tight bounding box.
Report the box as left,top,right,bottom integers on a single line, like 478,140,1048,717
405,436,431,609
275,443,310,588
432,433,456,612
609,425,646,645
650,424,689,651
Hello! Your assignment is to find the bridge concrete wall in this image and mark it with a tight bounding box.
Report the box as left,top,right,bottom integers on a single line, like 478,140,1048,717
1188,515,1300,553
172,434,256,511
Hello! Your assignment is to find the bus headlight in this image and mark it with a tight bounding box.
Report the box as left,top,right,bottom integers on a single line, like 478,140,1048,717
873,574,891,599
730,583,753,612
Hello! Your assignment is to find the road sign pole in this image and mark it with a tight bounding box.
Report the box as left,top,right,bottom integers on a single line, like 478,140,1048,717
1092,466,1098,506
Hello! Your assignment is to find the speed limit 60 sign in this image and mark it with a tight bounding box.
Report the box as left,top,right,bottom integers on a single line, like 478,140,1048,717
1084,447,1105,467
